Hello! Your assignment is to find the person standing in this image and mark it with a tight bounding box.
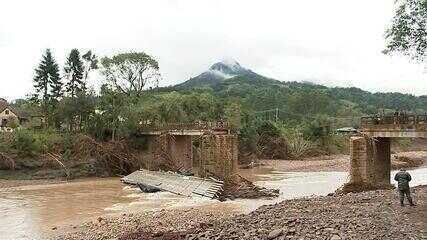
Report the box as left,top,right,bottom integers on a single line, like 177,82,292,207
394,169,415,206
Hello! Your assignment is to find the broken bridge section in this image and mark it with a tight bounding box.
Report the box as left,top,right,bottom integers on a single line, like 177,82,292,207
122,169,223,198
345,114,427,191
137,122,238,180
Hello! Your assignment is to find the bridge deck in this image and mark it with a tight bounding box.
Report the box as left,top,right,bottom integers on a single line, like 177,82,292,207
360,114,427,138
122,169,223,199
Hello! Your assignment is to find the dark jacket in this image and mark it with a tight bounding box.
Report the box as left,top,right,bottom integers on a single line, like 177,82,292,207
394,171,411,190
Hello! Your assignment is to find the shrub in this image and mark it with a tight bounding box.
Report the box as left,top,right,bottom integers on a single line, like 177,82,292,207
280,127,313,159
12,130,39,156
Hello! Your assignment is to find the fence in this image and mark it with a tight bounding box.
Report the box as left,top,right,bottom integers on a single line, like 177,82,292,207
361,114,427,126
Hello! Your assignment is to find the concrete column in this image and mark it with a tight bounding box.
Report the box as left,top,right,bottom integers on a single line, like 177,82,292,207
347,136,391,190
373,137,391,186
199,134,238,180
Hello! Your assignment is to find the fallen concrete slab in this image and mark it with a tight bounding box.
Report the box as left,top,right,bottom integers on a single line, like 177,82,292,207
121,169,223,199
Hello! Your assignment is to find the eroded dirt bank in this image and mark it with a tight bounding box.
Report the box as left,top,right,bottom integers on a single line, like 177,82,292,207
120,185,426,240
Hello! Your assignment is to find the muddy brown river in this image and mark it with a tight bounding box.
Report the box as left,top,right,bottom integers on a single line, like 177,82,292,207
1,168,426,240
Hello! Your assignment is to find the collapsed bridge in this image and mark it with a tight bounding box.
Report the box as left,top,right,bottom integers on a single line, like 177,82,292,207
137,121,238,180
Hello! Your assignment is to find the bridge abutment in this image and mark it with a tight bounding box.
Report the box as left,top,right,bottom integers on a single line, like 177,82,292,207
346,136,392,191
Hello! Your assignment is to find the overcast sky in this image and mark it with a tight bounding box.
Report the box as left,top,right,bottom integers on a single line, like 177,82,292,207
0,0,426,101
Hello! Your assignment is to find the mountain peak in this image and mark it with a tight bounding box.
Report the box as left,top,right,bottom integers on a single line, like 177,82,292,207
219,58,241,68
207,59,248,79
176,58,275,89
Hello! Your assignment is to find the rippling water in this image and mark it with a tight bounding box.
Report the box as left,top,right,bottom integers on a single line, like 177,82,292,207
1,168,426,240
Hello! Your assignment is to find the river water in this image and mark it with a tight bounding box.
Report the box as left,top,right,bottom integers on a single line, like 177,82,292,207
1,168,426,240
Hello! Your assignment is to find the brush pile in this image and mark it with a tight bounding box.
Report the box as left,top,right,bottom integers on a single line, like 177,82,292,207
0,151,16,170
221,174,279,200
72,134,145,174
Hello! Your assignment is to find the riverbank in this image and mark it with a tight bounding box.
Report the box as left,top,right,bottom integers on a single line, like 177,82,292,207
56,185,426,240
1,151,426,240
2,166,426,240
260,150,427,173
2,151,425,184
180,185,427,240
54,203,241,240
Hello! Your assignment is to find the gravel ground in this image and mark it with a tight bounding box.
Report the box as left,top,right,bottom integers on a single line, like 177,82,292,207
121,185,426,240
51,204,241,240
57,185,426,240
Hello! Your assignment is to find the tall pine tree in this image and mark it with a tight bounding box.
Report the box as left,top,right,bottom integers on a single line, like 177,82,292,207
64,49,85,97
33,49,62,110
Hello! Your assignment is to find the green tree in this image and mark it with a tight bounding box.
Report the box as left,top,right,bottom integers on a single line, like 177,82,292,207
101,52,161,97
384,0,427,61
94,85,129,140
57,92,96,132
33,49,62,115
225,101,242,130
82,50,98,81
64,49,85,97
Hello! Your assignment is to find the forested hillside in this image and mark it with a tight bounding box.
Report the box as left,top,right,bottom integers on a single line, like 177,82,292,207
152,61,427,124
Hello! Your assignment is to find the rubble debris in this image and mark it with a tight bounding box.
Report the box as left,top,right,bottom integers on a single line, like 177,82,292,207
391,154,424,169
220,174,279,200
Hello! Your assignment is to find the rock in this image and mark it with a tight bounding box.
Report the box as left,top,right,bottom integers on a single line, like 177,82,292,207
268,228,283,239
286,228,296,235
330,234,341,240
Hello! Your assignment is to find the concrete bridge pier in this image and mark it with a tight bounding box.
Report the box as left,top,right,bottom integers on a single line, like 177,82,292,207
373,137,391,186
347,136,392,190
168,135,193,172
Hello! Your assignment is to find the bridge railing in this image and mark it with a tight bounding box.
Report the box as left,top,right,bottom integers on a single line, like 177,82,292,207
360,114,427,131
138,121,231,132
